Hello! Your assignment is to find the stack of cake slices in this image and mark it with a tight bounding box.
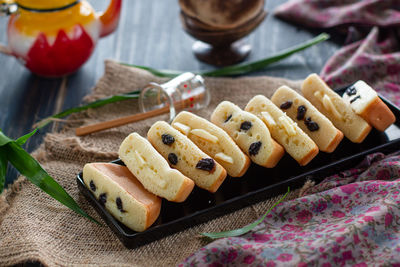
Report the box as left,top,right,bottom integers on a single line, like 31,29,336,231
82,74,396,232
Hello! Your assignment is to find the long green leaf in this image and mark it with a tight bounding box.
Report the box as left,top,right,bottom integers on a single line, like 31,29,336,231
35,92,140,129
123,33,329,78
0,130,13,146
0,152,7,193
0,130,100,224
119,64,183,78
201,188,290,239
202,33,329,77
0,130,13,193
16,129,37,146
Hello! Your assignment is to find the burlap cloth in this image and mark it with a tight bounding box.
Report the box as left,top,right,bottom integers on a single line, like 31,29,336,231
0,61,307,267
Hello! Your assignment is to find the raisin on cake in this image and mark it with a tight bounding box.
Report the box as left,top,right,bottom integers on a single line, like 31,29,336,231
342,80,395,132
83,163,161,232
211,101,284,168
147,121,227,193
118,132,194,202
172,111,251,177
271,85,344,153
246,95,319,166
302,74,372,143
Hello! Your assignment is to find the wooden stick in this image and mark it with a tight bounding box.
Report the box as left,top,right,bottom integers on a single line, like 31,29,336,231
75,93,205,136
75,106,170,136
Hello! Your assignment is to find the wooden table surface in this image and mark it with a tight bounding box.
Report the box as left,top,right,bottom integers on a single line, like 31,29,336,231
0,0,340,186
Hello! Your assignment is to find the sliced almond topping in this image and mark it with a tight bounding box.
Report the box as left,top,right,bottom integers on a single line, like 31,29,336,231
215,152,234,164
261,111,276,127
314,91,323,99
172,122,191,135
322,95,342,119
278,116,296,136
190,129,218,143
134,150,146,167
134,151,166,188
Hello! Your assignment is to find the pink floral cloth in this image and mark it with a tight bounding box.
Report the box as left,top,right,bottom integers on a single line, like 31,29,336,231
180,1,400,266
275,0,400,106
321,27,400,106
180,153,400,266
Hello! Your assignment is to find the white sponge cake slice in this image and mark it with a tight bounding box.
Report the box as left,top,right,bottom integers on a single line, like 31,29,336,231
83,163,161,232
147,121,227,193
118,132,194,202
172,111,251,177
211,101,284,168
271,85,344,153
342,80,395,132
302,74,372,143
246,95,319,166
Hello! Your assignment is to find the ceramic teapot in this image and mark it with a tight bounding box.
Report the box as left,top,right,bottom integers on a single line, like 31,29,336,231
0,0,122,77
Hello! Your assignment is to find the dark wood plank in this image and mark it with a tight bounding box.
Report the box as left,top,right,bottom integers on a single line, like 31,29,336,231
0,0,340,186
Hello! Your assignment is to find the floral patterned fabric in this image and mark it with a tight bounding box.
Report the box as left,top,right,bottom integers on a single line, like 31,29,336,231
181,152,400,266
275,0,400,107
321,27,400,107
180,1,400,266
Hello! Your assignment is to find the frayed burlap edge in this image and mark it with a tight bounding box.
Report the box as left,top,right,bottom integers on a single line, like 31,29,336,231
0,147,48,225
0,176,28,224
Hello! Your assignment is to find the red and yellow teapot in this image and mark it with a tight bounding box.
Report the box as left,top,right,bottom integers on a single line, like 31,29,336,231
0,0,122,77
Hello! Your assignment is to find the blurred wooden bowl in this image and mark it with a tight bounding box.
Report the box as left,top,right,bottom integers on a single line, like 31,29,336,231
179,0,264,30
180,9,267,66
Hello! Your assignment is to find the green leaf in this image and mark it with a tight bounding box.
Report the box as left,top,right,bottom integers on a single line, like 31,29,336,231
15,129,37,146
201,188,290,239
201,33,329,77
2,142,100,224
0,152,7,193
124,33,330,78
34,91,140,129
0,129,100,224
119,64,183,78
0,130,13,146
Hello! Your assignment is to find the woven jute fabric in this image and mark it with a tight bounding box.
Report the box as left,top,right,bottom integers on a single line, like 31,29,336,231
0,61,305,267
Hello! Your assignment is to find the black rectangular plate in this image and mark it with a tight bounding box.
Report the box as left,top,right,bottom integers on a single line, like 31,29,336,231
77,87,400,249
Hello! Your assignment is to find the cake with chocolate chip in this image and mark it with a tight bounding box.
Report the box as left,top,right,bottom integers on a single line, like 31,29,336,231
147,121,227,193
245,95,319,166
342,80,395,132
271,85,344,153
83,163,161,232
211,101,284,168
119,132,194,202
302,74,372,143
172,111,251,177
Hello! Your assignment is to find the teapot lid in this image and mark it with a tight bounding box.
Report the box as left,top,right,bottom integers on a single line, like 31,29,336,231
16,0,78,10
